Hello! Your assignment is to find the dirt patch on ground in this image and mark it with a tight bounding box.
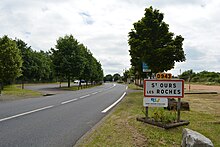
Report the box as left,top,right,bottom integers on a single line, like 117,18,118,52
185,84,220,93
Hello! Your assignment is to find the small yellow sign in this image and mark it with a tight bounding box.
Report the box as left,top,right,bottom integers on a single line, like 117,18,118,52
156,73,172,80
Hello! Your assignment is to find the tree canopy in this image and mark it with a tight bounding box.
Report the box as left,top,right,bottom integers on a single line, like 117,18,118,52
0,36,22,85
179,70,220,83
51,35,103,87
15,39,53,82
0,34,103,88
128,6,186,75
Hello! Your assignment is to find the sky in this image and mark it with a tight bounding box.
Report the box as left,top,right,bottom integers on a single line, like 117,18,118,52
1,0,220,76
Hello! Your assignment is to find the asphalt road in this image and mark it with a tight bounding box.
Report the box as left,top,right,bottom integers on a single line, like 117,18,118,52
0,83,127,147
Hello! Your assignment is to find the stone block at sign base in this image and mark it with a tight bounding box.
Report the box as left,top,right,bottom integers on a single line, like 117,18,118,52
181,128,214,147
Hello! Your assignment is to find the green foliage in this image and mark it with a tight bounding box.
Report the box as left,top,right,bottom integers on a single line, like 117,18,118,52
104,74,113,82
113,73,121,82
179,69,195,81
15,39,54,82
51,35,103,87
123,67,135,82
180,70,220,84
0,36,22,85
128,6,185,76
151,108,177,124
0,34,103,87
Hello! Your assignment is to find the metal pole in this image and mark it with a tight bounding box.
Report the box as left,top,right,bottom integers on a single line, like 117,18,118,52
177,98,181,122
145,107,148,118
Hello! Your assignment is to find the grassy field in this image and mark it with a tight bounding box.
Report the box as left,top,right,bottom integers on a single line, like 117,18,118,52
77,84,220,147
0,85,42,101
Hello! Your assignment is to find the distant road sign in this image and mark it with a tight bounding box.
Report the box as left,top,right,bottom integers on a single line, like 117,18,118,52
144,79,184,98
142,62,151,72
143,98,168,107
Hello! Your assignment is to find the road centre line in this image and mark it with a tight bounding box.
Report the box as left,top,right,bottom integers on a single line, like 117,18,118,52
101,92,126,113
91,92,98,95
0,85,118,123
0,105,54,123
61,98,78,105
80,94,90,99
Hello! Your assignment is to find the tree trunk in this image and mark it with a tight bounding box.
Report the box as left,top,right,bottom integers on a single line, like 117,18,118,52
0,82,2,95
21,78,24,89
68,77,71,88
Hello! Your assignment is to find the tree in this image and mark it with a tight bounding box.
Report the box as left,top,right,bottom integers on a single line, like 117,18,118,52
16,39,54,84
123,67,135,82
31,51,53,82
179,69,195,81
0,35,22,88
104,74,113,82
94,60,104,83
128,6,185,75
113,73,121,82
51,35,85,87
15,39,32,83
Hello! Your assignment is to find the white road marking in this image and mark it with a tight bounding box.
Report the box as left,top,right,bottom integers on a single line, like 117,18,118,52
0,105,54,122
0,85,120,122
80,94,90,99
126,86,128,90
61,98,78,105
101,92,126,113
91,92,98,95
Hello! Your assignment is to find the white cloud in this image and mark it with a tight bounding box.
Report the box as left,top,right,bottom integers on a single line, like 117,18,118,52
0,0,220,76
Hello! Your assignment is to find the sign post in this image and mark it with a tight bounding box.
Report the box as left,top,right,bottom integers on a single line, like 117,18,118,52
142,62,151,118
144,78,184,122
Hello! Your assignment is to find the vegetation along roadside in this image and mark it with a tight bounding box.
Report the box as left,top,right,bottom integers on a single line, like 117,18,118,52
77,84,220,147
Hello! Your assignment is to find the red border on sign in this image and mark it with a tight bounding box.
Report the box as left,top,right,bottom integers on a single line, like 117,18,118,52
144,79,184,98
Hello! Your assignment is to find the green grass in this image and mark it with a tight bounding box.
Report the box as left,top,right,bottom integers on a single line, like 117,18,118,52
1,85,42,101
78,85,220,147
127,83,143,90
61,84,101,91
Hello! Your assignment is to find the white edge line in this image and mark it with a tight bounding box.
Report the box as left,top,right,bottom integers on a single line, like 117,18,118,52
0,105,54,122
61,98,78,105
101,92,126,113
126,86,128,90
80,94,90,99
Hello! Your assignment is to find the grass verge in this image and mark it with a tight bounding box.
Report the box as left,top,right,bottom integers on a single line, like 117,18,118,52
1,85,42,101
77,86,220,146
61,84,101,91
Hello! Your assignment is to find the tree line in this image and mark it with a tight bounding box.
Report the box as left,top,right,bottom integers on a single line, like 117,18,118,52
179,70,220,84
0,35,103,89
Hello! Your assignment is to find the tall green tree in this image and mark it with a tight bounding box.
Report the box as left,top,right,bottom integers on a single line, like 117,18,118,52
51,35,85,87
31,51,53,82
113,73,121,82
128,6,185,75
15,39,32,83
104,74,113,82
0,35,22,88
80,46,94,85
95,60,104,83
16,39,54,83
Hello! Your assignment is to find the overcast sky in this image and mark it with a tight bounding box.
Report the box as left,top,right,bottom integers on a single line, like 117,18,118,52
1,0,220,76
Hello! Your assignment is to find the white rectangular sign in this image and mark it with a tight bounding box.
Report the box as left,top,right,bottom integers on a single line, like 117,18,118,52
144,79,184,98
143,98,168,107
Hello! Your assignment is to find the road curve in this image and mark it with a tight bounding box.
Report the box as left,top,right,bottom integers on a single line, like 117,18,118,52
0,83,127,147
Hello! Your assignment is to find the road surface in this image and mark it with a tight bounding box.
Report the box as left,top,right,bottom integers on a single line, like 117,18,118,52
0,83,127,147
